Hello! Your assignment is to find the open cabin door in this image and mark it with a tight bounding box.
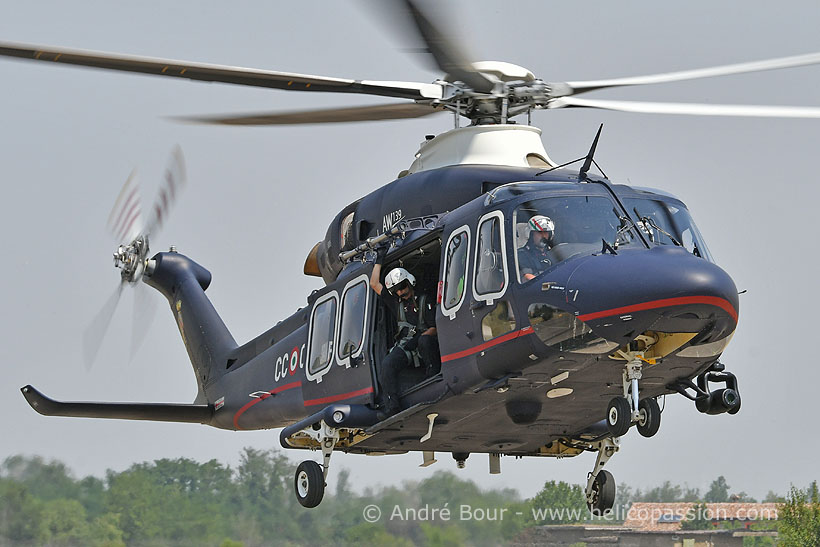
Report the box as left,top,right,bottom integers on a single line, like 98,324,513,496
301,273,377,409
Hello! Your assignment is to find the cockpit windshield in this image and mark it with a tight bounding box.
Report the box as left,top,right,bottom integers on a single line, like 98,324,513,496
514,195,641,283
624,198,713,262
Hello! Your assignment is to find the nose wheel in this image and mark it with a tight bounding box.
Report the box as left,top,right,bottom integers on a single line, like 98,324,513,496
606,352,662,438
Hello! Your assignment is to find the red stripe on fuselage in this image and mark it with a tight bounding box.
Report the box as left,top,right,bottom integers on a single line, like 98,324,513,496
302,386,374,407
577,295,738,323
232,381,301,430
441,326,534,363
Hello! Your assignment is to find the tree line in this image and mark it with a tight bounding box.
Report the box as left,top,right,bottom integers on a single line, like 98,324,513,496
0,448,816,546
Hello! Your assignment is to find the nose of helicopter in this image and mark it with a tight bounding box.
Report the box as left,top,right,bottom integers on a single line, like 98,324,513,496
561,246,738,345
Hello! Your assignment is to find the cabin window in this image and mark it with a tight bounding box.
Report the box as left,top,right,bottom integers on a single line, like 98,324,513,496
473,211,508,303
337,278,368,363
441,226,471,318
624,198,713,261
481,301,516,341
307,294,338,379
514,196,640,283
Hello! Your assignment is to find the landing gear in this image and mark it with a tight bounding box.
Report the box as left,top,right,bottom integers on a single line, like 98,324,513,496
589,470,616,515
637,397,661,437
294,460,325,508
606,396,631,437
606,352,662,438
585,437,619,515
292,421,339,508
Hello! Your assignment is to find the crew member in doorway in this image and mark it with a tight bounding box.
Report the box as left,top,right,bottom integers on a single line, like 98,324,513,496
519,215,556,281
370,247,440,415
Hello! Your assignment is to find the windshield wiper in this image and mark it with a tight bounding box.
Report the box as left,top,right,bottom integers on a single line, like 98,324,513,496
638,215,681,247
612,216,636,250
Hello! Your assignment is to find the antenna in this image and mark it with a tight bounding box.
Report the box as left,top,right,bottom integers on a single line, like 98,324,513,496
579,124,604,181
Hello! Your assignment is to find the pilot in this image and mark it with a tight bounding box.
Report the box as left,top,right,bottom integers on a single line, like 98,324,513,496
519,215,556,281
370,248,439,415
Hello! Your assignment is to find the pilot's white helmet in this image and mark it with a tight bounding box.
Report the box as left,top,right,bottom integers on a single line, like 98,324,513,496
385,267,416,294
528,215,555,233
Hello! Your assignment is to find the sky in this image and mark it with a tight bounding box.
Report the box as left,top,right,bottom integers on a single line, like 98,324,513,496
1,0,819,502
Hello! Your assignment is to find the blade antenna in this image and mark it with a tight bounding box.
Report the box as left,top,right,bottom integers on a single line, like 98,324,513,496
579,124,604,181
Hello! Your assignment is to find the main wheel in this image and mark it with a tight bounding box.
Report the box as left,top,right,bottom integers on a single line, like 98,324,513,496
294,460,325,508
637,397,661,438
588,470,616,516
606,396,632,437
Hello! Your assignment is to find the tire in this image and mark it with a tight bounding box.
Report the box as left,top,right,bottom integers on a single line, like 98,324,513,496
294,460,325,508
588,470,616,516
637,397,661,438
606,396,632,437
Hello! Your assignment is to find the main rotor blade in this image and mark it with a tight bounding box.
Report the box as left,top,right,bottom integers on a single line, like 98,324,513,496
550,96,820,118
176,102,444,126
82,280,126,370
0,41,442,101
562,51,820,96
395,0,497,93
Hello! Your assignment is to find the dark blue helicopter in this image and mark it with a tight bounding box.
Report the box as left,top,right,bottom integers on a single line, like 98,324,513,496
7,0,820,512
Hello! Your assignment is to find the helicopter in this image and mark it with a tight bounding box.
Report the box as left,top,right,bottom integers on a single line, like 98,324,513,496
5,1,820,512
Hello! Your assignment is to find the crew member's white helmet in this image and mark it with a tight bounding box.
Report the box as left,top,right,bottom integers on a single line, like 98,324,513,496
385,267,416,294
528,215,555,233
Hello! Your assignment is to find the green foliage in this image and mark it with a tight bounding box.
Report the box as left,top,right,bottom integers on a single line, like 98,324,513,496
0,478,46,542
343,522,413,547
0,451,797,546
420,522,466,547
529,480,586,524
87,513,125,547
634,480,700,502
40,498,91,544
778,481,820,546
705,475,731,502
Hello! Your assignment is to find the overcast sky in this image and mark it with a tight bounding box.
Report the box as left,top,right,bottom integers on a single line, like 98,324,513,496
1,0,819,501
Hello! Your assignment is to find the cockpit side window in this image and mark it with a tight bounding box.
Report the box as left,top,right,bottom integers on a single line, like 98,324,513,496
473,211,508,303
514,195,640,283
626,198,713,261
441,226,471,319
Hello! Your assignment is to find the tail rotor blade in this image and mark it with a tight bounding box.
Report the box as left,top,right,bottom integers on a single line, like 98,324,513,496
144,145,186,237
130,283,157,361
107,169,144,243
82,280,126,369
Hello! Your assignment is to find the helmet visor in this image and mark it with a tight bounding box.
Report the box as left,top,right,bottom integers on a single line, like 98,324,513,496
387,279,411,296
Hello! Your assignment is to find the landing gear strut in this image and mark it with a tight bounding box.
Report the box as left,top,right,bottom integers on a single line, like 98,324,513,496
585,437,619,515
293,421,339,508
606,352,662,438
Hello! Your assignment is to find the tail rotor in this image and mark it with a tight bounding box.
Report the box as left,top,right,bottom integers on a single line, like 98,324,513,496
82,146,187,368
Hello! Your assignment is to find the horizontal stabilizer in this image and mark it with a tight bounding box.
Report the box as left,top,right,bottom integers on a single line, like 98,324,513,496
21,385,213,424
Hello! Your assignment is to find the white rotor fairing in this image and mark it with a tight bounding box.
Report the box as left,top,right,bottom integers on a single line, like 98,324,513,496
407,125,556,174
